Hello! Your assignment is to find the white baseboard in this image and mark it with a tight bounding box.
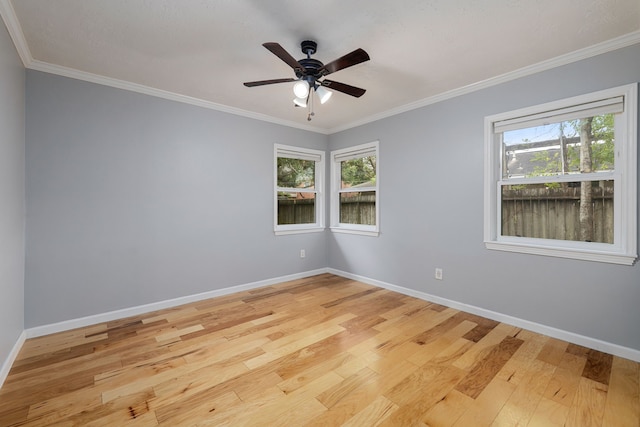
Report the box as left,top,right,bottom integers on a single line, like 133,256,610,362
328,268,640,363
0,330,26,389
26,268,329,339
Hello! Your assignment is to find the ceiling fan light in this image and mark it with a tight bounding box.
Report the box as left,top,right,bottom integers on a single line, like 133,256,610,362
293,80,310,98
316,86,332,104
293,97,307,108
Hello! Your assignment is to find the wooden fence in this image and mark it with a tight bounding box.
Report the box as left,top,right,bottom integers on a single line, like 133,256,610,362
340,193,376,225
501,183,614,243
279,187,612,242
277,199,315,225
277,194,376,225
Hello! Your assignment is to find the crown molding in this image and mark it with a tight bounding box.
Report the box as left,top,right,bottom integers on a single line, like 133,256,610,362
0,0,32,66
27,59,329,134
328,30,640,134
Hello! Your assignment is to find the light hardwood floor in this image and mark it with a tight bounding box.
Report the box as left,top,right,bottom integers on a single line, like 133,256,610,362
1,274,638,426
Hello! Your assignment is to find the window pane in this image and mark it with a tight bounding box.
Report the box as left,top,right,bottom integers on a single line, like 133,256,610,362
340,156,376,189
502,114,615,179
277,192,315,225
501,180,613,243
277,158,315,189
340,191,376,225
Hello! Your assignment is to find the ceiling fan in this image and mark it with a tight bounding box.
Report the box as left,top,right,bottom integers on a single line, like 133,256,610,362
243,40,370,120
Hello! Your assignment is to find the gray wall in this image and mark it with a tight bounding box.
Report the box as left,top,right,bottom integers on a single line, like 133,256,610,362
328,43,640,352
25,71,327,327
0,25,25,363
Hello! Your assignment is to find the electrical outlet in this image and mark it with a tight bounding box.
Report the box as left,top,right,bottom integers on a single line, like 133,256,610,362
435,268,443,280
300,249,306,258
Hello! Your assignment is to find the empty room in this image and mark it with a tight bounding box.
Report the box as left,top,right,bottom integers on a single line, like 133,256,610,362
1,1,640,425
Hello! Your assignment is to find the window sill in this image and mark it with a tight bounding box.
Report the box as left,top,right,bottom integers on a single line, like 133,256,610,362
330,227,379,237
485,240,637,265
275,227,325,236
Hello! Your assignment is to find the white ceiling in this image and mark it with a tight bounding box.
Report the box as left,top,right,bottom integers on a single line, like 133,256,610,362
2,0,640,133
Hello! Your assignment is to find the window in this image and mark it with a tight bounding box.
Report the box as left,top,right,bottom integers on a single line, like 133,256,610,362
484,84,637,265
274,144,324,235
330,141,379,236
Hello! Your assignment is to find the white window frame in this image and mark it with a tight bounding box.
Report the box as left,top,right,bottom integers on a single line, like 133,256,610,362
330,141,380,236
274,144,324,235
484,83,637,265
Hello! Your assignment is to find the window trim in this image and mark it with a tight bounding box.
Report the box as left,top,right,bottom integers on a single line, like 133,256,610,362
274,144,325,235
484,83,637,265
330,141,380,237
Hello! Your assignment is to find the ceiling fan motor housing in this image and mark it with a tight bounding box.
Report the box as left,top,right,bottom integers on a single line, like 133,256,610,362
297,41,324,84
300,40,317,56
297,58,324,79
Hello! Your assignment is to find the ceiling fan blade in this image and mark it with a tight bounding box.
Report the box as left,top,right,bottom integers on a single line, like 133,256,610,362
244,78,296,87
262,42,302,72
320,80,366,98
320,48,370,76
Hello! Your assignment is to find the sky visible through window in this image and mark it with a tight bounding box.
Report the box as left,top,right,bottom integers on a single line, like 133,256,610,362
503,122,570,146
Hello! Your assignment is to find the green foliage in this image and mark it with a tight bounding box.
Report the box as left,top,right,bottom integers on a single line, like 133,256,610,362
341,156,376,187
528,114,614,178
591,113,614,142
570,113,614,171
531,150,561,175
591,139,614,170
277,158,315,189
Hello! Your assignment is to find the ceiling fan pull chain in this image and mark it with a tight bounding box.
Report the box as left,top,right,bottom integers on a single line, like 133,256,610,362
307,91,314,121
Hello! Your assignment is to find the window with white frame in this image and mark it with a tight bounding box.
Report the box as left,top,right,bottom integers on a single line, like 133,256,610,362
274,144,324,235
484,83,637,265
330,141,379,236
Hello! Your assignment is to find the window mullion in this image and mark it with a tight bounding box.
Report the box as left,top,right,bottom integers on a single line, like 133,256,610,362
502,172,617,186
339,187,377,193
277,187,317,192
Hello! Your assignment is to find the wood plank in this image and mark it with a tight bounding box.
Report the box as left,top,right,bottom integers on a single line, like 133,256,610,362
316,366,379,408
243,320,349,369
347,307,457,358
582,349,614,385
55,388,158,427
306,359,419,426
407,320,477,367
226,372,343,426
490,359,557,426
493,329,548,387
537,337,569,366
601,356,640,427
527,396,570,427
455,335,523,399
542,351,588,407
380,364,466,426
452,322,520,371
341,395,399,427
452,377,516,427
278,351,356,394
422,389,474,427
566,377,608,427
